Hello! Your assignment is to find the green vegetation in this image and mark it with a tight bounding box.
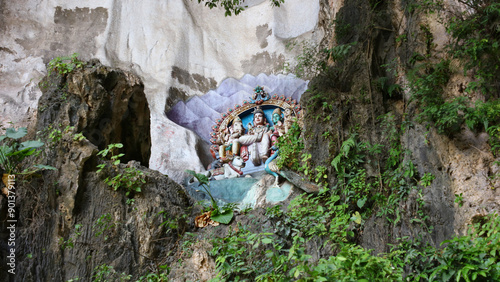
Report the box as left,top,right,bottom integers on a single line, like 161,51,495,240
137,270,169,282
0,126,55,174
195,0,284,16
91,262,170,281
446,1,500,95
158,210,189,237
285,40,328,79
454,193,464,207
93,213,116,241
389,213,500,281
326,42,357,63
206,129,400,280
92,264,132,281
48,53,84,77
27,1,500,280
59,224,83,250
275,122,304,171
208,127,500,280
405,1,500,156
190,2,500,280
97,143,146,205
45,125,84,144
186,170,234,224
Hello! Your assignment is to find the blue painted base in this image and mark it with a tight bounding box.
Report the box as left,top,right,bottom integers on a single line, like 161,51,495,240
185,177,259,204
266,182,293,204
185,174,296,209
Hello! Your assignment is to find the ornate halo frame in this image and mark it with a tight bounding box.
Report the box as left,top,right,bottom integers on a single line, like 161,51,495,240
209,87,303,159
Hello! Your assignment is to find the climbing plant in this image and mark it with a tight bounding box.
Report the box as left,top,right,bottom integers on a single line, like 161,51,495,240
403,1,500,157
275,122,304,171
96,143,145,205
446,1,500,95
195,0,285,16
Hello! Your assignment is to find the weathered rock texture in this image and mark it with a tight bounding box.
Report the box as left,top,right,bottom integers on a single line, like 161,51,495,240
1,159,194,281
0,0,324,182
1,0,499,279
0,64,195,281
36,59,151,166
300,0,500,254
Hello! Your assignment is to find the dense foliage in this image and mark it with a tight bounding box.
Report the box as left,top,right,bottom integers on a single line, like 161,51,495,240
0,126,54,175
35,1,500,280
207,1,500,281
209,132,500,281
407,0,500,155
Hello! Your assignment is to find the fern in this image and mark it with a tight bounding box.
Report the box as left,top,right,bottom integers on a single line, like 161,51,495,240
340,136,356,157
331,136,357,172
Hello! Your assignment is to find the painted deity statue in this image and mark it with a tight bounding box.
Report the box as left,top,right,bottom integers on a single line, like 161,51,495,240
283,107,296,134
269,107,285,155
271,108,286,137
219,116,245,158
238,106,271,166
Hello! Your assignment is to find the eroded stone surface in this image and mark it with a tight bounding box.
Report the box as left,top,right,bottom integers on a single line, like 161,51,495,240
36,60,151,165
0,67,195,280
0,0,322,184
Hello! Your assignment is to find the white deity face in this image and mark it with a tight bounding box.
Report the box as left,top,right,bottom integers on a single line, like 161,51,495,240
233,121,244,134
254,113,265,126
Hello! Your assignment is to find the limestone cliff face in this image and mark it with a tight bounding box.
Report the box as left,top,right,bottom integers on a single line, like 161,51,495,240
301,0,499,253
0,0,499,279
0,0,323,181
0,63,195,281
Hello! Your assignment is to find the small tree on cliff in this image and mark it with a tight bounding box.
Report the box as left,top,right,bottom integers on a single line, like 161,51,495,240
195,0,285,16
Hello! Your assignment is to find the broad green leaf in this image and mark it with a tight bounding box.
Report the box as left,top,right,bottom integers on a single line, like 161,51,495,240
331,155,341,172
9,148,36,157
261,238,273,244
357,197,367,209
351,211,362,224
185,169,209,185
336,255,347,261
211,210,233,224
19,140,44,150
0,145,13,155
6,127,28,139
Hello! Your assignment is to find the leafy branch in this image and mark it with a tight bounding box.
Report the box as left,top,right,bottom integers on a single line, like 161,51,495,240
186,169,233,224
0,127,55,174
195,0,285,16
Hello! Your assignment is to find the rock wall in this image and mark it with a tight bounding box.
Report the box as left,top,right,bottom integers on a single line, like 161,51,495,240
0,0,324,182
36,59,151,165
0,63,195,281
1,0,499,278
300,0,500,253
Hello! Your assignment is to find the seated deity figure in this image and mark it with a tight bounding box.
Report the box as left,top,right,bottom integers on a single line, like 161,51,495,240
219,116,245,158
271,108,286,137
238,106,271,166
269,108,285,155
283,107,296,134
